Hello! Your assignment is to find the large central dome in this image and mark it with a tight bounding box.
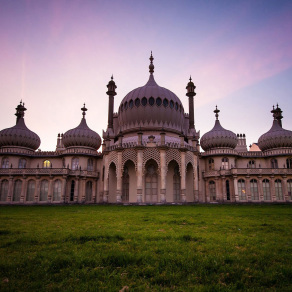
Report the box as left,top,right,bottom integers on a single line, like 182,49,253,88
117,53,185,134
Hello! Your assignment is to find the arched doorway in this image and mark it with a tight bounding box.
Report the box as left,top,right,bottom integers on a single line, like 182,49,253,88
186,163,194,202
145,161,158,203
108,162,117,203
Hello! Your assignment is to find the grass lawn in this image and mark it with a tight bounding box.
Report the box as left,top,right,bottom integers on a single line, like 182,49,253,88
0,205,291,291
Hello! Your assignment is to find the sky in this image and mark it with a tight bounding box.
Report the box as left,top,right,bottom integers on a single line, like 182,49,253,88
0,0,292,151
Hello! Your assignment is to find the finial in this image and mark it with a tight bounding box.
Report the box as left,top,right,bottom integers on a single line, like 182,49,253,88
111,75,113,80
81,103,87,118
149,51,154,74
214,105,220,120
189,76,192,82
276,103,279,108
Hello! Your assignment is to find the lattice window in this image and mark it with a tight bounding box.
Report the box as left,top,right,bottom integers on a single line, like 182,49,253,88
166,149,181,174
122,148,137,171
143,148,160,174
106,151,118,175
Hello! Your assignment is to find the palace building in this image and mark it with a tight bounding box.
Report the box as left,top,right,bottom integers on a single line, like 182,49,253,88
0,53,292,204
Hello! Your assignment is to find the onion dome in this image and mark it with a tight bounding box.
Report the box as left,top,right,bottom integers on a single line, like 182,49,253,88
0,101,41,150
118,52,185,134
63,104,101,150
258,104,292,151
200,106,237,151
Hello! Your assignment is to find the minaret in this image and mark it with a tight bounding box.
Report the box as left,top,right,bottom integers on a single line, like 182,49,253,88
271,104,283,127
106,75,117,129
149,51,154,74
186,76,196,129
15,100,27,124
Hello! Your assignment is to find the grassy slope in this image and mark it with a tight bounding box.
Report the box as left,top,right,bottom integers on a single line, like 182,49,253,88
0,205,291,291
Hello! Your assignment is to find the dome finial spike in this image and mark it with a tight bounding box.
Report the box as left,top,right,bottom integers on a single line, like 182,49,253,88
214,105,220,120
81,103,87,118
149,51,154,74
189,75,192,82
111,74,113,80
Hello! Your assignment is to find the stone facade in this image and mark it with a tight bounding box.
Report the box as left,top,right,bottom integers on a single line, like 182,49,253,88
0,54,291,204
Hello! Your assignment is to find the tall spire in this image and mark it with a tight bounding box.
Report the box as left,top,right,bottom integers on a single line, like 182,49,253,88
149,51,154,74
214,105,220,120
186,76,196,129
271,104,283,127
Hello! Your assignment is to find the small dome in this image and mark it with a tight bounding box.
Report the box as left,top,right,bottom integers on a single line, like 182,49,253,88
258,105,292,151
63,104,101,150
0,102,41,150
200,106,237,151
117,53,185,134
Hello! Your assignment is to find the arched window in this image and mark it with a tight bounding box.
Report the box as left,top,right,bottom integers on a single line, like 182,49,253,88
208,158,214,170
43,160,51,168
221,157,229,170
286,158,292,169
271,159,278,169
145,163,158,203
249,160,255,168
275,179,283,200
53,180,62,201
70,180,75,201
0,180,9,201
250,179,259,200
122,167,129,202
72,157,79,170
87,158,94,171
18,158,27,169
26,180,35,202
85,181,93,202
209,181,216,201
287,179,292,200
2,157,9,169
13,179,22,201
40,180,49,201
173,166,180,202
238,179,246,200
262,179,271,200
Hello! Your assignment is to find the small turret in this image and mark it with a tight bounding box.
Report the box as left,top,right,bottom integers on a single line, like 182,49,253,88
186,76,196,129
106,75,117,129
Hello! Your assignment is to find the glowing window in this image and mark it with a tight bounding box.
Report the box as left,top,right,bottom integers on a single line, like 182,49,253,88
43,160,51,168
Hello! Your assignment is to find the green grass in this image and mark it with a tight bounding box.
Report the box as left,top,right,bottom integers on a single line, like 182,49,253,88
0,205,291,291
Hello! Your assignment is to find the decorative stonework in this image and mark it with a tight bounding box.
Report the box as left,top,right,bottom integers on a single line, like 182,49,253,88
122,148,137,171
185,151,195,170
166,148,181,174
142,147,160,174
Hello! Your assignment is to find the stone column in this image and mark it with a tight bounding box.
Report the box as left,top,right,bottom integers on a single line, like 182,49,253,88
136,149,143,203
20,178,27,203
159,149,166,203
116,151,122,203
222,177,226,202
7,177,13,202
233,177,239,202
258,177,264,201
270,178,276,201
103,156,109,203
180,151,186,202
193,156,199,202
282,177,288,201
35,178,40,202
48,178,53,202
74,178,79,202
61,178,67,203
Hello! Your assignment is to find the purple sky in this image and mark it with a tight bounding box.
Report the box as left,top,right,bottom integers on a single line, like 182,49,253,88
0,0,292,150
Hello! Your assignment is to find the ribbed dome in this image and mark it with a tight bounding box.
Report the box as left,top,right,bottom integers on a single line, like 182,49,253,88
200,107,237,151
258,120,292,151
117,53,185,134
63,105,101,150
0,102,40,150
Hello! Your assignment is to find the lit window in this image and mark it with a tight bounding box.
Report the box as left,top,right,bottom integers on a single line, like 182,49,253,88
43,160,51,168
238,179,246,200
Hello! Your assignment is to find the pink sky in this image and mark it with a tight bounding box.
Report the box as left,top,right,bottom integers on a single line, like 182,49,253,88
0,0,291,150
